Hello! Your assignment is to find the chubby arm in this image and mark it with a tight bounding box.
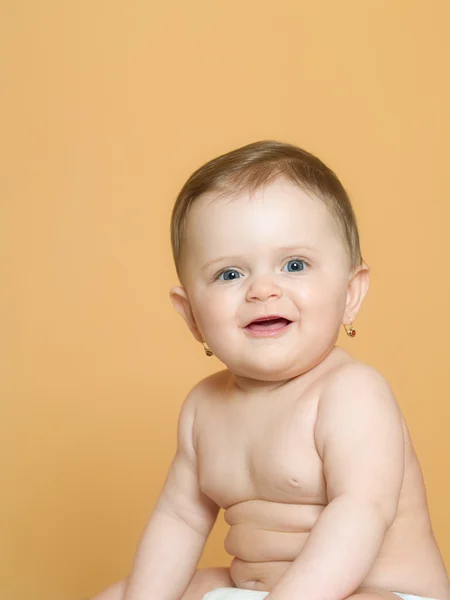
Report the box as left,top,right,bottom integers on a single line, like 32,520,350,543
124,383,219,600
267,364,405,600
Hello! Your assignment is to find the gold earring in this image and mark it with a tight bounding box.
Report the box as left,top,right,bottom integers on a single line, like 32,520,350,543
343,321,356,338
203,342,213,356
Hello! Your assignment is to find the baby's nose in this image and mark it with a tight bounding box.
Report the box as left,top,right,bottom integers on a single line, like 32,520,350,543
245,276,282,302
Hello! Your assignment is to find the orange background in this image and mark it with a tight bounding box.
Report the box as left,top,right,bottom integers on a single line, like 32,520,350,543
1,2,449,599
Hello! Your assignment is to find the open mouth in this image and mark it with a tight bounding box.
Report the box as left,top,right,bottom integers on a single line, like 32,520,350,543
246,317,292,332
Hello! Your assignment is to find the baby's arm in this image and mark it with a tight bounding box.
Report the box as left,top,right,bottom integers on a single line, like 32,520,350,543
124,383,219,600
267,363,405,600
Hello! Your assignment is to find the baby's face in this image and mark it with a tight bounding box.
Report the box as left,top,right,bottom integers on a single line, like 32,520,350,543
173,179,357,382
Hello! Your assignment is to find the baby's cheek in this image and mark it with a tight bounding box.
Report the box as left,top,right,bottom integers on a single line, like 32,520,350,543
192,302,224,335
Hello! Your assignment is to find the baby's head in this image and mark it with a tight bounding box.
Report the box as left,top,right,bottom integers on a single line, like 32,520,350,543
169,141,369,384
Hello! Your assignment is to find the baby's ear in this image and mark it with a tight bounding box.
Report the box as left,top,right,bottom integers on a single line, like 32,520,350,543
169,286,203,343
344,263,370,322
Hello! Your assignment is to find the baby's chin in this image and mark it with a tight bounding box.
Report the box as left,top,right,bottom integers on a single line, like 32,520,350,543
221,342,340,386
225,356,314,384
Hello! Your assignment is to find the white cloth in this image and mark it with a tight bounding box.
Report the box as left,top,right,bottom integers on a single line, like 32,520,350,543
393,594,439,600
201,587,439,600
202,588,268,600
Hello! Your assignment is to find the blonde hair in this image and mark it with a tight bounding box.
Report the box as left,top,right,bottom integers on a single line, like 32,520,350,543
171,140,364,280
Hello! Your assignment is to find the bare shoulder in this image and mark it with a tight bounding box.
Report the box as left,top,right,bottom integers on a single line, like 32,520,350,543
178,371,230,457
178,370,229,425
319,359,400,409
181,369,227,402
187,370,229,403
176,372,228,463
314,360,405,457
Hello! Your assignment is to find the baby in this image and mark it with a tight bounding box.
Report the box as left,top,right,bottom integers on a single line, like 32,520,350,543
93,141,450,600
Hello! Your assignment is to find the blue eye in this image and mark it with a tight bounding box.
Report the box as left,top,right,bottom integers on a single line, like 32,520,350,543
283,259,307,273
217,269,242,281
216,259,307,281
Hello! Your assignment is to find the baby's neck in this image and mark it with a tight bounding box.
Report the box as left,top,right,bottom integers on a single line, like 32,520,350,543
227,374,292,397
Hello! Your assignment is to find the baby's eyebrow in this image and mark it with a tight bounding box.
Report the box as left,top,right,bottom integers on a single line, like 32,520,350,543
201,246,318,272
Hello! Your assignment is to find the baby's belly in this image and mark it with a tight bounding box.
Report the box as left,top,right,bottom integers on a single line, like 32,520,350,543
224,499,324,591
224,499,450,599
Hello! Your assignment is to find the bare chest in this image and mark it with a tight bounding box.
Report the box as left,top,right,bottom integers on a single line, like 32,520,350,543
195,387,327,508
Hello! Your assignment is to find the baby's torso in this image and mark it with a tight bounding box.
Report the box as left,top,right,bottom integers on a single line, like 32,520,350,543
193,349,450,600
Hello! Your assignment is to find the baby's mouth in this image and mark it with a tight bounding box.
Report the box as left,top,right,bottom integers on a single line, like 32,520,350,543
246,317,292,331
